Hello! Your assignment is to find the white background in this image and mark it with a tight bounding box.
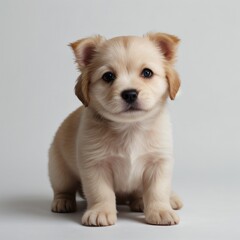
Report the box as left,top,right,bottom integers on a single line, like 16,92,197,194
1,0,240,239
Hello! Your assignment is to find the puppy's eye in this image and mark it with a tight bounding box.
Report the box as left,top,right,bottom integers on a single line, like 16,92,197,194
102,72,116,83
141,68,153,78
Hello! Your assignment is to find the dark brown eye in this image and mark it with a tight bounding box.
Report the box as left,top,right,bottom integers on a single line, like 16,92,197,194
102,71,116,83
141,68,153,78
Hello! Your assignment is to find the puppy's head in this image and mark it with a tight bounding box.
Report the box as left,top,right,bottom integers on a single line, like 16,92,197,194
70,33,180,123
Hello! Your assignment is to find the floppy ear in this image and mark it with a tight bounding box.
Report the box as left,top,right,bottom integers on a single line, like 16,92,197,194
70,35,105,106
74,73,89,107
146,32,181,100
165,66,181,100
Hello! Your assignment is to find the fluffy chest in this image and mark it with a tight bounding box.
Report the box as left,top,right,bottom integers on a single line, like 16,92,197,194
93,125,161,193
107,131,147,193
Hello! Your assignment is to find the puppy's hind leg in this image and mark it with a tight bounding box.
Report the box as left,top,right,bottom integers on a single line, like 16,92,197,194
48,147,78,213
129,191,144,212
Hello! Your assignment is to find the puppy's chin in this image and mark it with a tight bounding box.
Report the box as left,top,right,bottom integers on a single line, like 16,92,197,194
94,105,161,123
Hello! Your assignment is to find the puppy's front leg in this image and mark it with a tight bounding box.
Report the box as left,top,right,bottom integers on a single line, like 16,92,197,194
143,158,179,225
81,162,117,226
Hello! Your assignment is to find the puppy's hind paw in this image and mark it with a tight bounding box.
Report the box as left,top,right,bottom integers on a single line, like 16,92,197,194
51,198,76,213
170,193,183,210
130,198,144,212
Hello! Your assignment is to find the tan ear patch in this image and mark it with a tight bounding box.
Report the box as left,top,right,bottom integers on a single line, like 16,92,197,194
75,72,90,107
165,66,181,100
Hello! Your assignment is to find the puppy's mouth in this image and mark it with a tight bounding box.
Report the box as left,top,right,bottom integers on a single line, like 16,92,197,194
120,104,145,114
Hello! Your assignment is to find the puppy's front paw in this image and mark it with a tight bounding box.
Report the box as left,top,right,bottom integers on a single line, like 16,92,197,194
82,209,117,226
145,208,179,225
51,198,76,213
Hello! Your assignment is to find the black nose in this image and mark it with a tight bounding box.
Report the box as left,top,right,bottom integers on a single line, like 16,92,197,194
121,89,138,104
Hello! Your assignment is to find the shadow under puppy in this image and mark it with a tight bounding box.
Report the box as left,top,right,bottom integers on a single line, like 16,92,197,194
49,32,183,226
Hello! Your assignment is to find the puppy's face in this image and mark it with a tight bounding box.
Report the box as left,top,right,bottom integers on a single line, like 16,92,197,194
71,33,180,123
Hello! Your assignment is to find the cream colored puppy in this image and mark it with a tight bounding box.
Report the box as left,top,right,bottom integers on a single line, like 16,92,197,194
49,32,183,226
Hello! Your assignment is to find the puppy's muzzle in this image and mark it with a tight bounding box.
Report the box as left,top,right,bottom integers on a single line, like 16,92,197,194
121,89,138,104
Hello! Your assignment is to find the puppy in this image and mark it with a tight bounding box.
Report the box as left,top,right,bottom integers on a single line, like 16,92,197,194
48,32,183,226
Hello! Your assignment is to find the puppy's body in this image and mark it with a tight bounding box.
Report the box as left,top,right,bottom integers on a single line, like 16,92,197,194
49,33,183,226
49,105,172,193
